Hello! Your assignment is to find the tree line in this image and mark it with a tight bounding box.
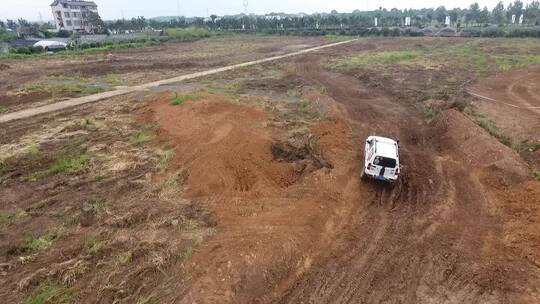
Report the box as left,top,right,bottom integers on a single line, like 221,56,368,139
1,0,539,40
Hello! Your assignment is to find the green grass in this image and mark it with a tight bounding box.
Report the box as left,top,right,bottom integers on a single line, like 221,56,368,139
27,145,42,165
158,150,176,172
0,41,157,61
299,99,318,120
29,153,90,181
0,158,7,176
129,123,159,145
116,251,133,265
25,284,74,304
495,55,540,72
535,171,540,181
287,87,303,98
165,27,212,40
82,236,107,255
318,85,328,95
25,234,54,253
463,104,512,147
25,80,105,97
0,106,7,113
477,118,512,147
171,91,206,106
332,51,420,69
206,83,246,98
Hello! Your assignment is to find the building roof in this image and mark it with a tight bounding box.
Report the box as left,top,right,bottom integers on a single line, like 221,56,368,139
51,0,97,7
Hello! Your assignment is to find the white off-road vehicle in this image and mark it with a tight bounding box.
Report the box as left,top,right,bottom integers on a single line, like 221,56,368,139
361,136,400,182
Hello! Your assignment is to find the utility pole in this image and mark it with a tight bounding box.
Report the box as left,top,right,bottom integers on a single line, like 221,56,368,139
242,0,249,30
177,0,181,19
243,0,249,14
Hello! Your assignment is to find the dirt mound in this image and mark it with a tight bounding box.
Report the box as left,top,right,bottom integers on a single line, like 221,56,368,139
429,109,530,187
468,67,540,169
149,92,301,195
493,180,540,269
271,131,333,175
145,91,359,303
0,63,10,71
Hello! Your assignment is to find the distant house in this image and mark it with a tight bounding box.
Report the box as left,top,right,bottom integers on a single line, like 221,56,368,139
50,0,99,33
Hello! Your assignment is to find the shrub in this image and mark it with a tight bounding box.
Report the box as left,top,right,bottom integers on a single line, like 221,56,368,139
165,27,212,40
170,91,206,106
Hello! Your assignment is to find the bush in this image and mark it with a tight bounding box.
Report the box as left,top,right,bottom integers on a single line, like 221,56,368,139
55,30,71,38
0,29,17,42
165,27,212,40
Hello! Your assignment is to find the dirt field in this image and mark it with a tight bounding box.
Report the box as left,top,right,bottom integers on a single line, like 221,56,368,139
0,36,330,113
1,37,539,304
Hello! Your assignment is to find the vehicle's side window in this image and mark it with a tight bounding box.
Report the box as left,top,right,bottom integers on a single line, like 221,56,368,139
367,145,374,162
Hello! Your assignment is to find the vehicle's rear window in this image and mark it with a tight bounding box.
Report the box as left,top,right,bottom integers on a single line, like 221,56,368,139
373,156,397,168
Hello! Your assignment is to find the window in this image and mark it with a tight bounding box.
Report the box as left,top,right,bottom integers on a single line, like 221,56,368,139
373,156,397,168
64,12,70,17
63,4,68,8
74,20,82,26
66,20,72,26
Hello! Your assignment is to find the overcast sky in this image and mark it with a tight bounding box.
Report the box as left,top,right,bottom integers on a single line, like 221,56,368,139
0,0,529,21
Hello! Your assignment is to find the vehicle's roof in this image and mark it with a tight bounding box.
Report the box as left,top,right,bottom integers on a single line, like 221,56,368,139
373,137,398,159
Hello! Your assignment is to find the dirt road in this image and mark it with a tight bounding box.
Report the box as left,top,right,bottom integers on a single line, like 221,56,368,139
163,50,539,303
276,57,538,303
0,39,356,124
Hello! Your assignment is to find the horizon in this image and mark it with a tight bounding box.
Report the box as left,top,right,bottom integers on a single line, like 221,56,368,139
1,0,533,22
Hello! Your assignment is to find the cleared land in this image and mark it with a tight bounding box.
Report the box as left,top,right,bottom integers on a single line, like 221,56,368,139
1,37,539,304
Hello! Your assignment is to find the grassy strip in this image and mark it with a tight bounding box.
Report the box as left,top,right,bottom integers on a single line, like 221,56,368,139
462,104,512,147
331,51,420,69
25,81,105,96
171,91,206,106
25,233,56,253
0,159,7,176
1,28,215,61
165,27,212,40
129,123,159,145
25,284,74,304
29,153,90,181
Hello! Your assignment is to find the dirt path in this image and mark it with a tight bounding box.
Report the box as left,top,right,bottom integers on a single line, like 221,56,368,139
0,39,356,124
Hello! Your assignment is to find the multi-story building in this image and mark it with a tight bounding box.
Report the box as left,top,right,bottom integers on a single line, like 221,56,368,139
50,0,99,32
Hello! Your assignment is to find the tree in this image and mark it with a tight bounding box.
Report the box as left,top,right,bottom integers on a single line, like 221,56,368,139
492,1,506,24
435,6,447,24
466,3,481,25
5,20,17,31
85,11,107,34
525,1,540,25
479,7,490,25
